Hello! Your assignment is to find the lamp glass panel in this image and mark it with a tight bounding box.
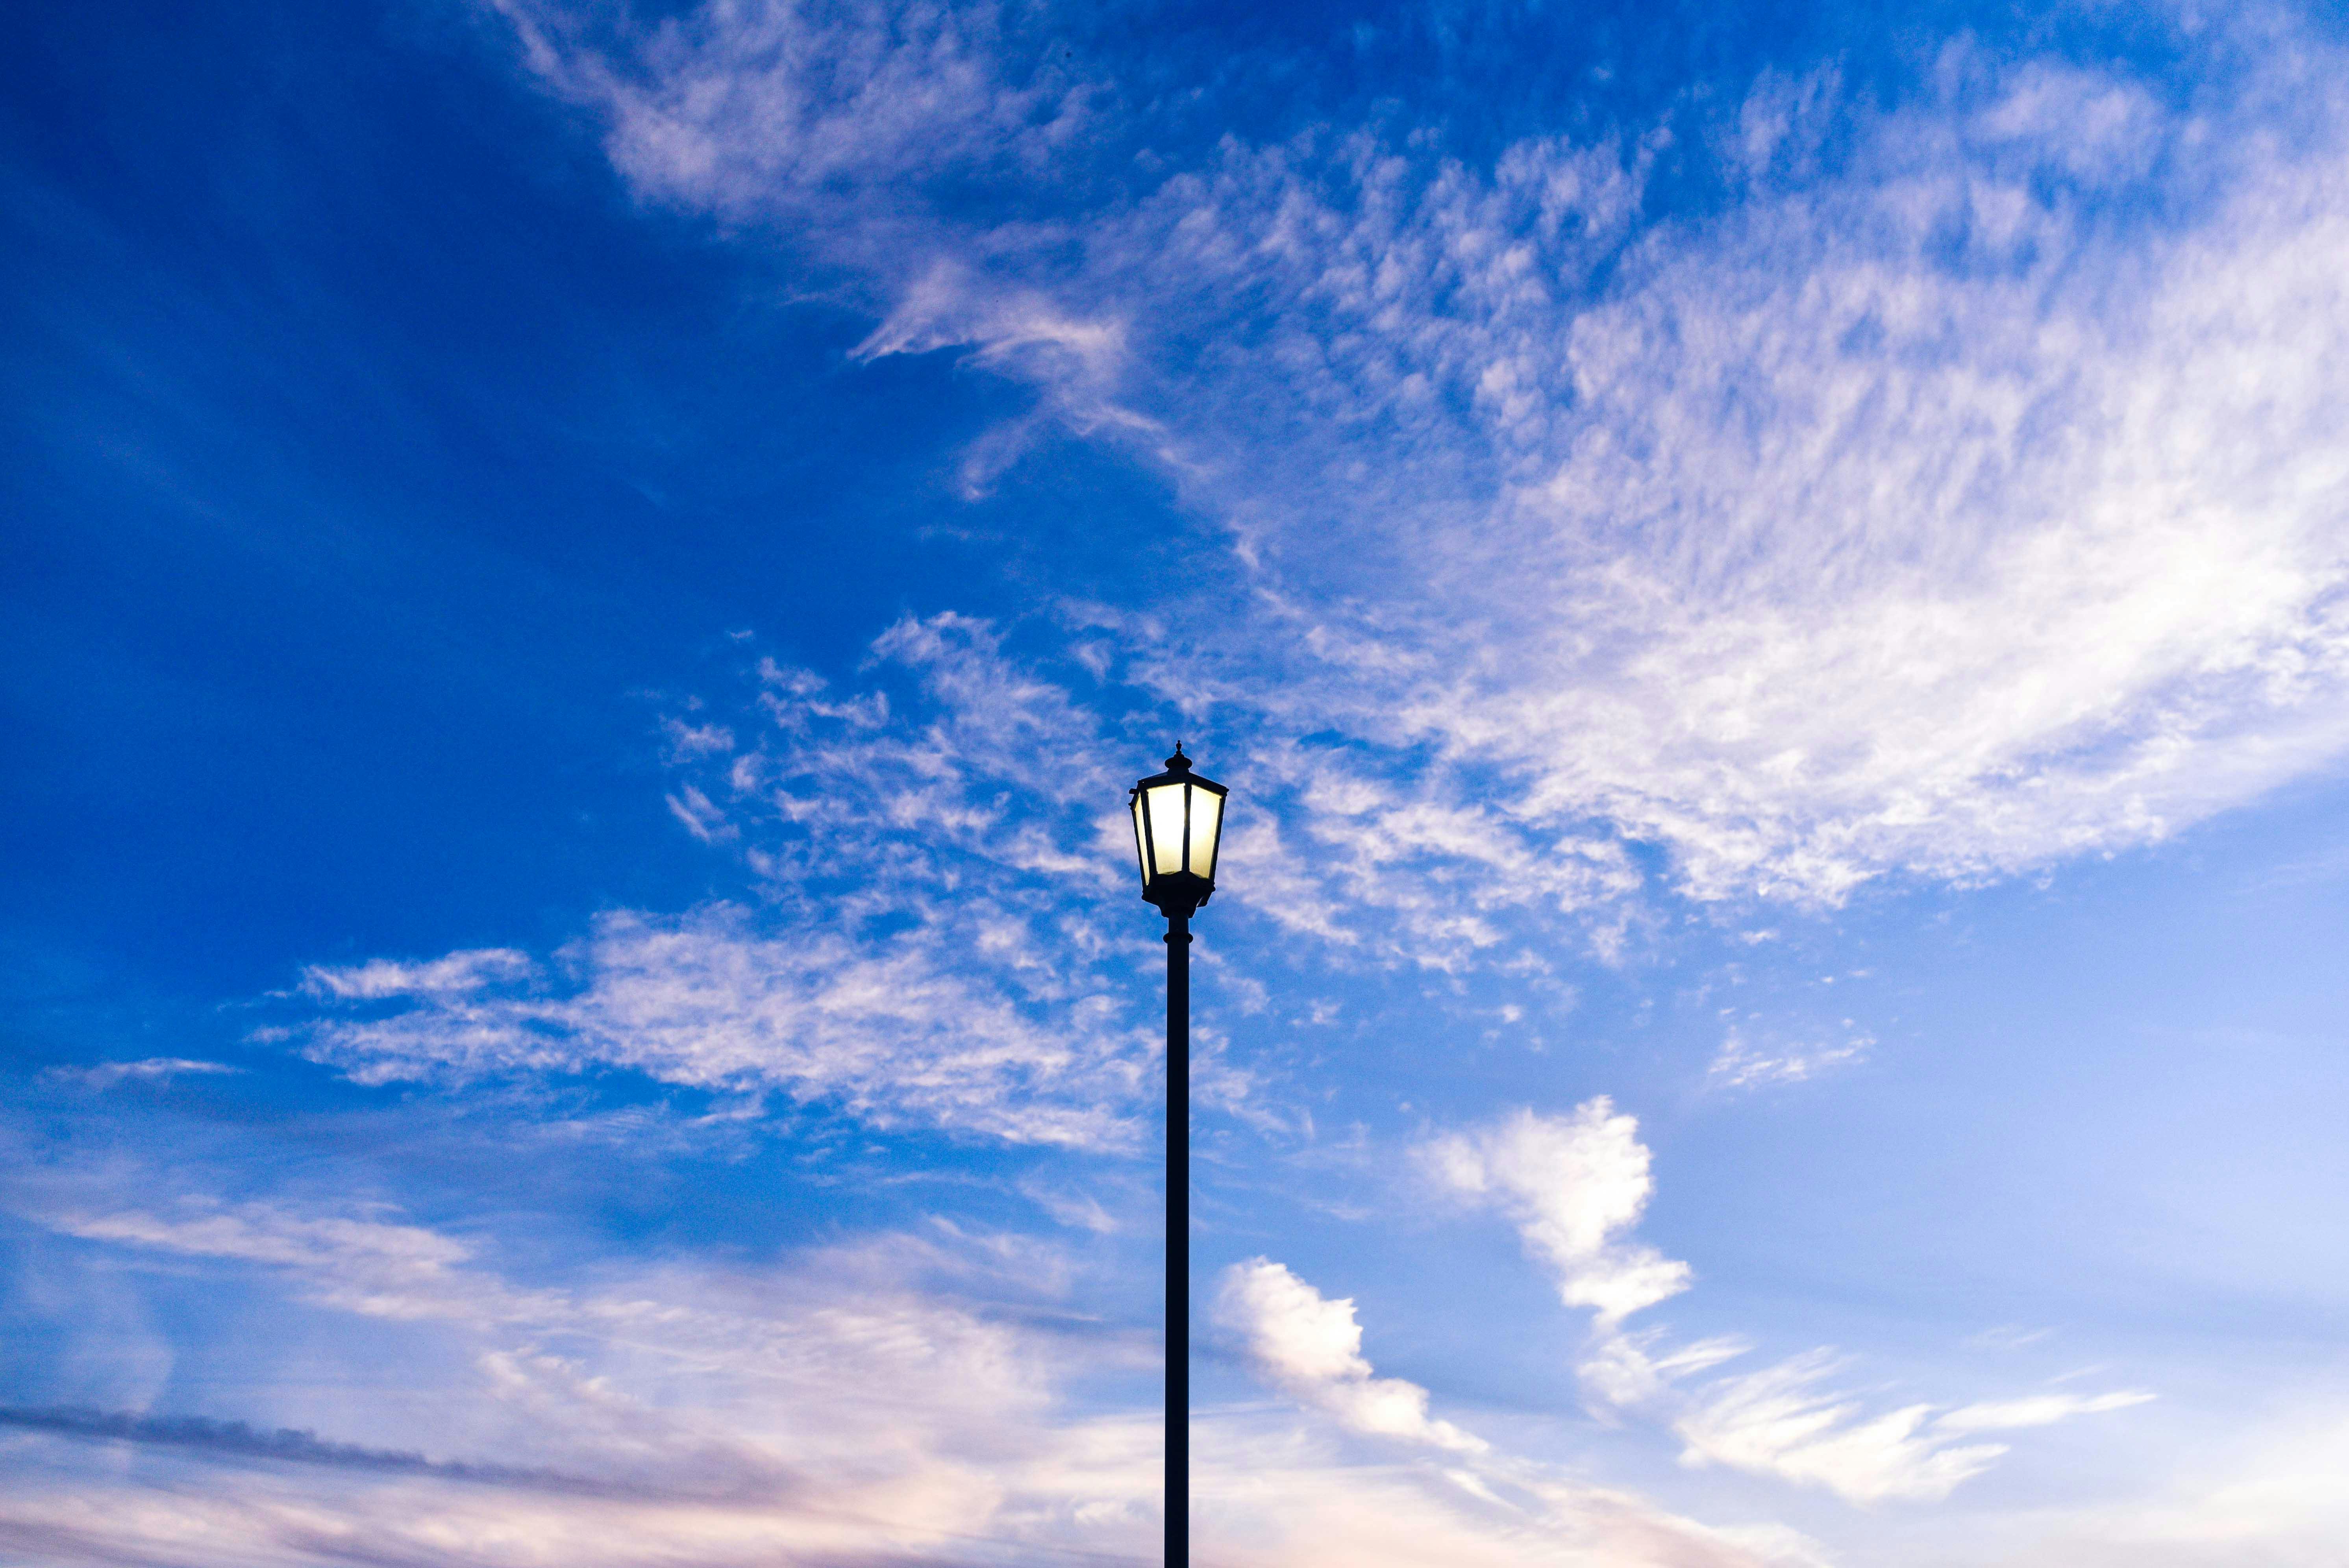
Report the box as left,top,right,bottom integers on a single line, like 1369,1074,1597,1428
1186,789,1222,878
1144,784,1190,877
1130,794,1150,886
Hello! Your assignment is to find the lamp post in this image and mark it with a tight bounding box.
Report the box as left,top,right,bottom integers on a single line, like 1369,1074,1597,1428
1128,745,1228,1568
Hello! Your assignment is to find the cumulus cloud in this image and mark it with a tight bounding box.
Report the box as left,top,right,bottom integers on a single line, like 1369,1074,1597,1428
1214,1258,1484,1453
1423,1100,1690,1323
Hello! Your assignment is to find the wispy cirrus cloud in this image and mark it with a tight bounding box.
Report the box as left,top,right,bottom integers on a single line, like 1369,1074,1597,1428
488,0,1105,233
1192,1408,1819,1568
1207,1258,1840,1566
1423,45,2349,901
0,1405,642,1497
42,1200,560,1329
293,905,1148,1149
1667,1356,2155,1505
1112,39,2349,902
41,1058,245,1090
3,1136,1827,1568
281,616,1158,1150
1707,1027,1872,1091
298,950,534,1002
1,1126,1812,1568
1422,1100,2153,1504
4,1158,1163,1562
339,3,2349,1190
482,0,2349,907
277,611,1655,1144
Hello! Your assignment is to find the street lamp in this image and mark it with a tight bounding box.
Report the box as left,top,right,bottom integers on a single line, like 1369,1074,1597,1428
1129,744,1227,1566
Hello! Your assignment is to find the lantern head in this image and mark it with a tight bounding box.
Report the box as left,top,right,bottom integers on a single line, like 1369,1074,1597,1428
1129,747,1227,918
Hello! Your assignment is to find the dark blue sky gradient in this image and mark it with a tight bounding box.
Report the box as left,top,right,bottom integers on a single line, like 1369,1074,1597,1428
2,0,1050,1017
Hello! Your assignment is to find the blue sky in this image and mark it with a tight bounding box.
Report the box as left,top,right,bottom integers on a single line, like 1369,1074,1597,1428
7,0,2349,1561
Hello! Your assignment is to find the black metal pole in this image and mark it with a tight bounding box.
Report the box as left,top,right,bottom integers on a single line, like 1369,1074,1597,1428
1165,909,1190,1566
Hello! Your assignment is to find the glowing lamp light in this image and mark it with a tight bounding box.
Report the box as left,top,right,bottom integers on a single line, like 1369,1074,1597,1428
1128,746,1227,918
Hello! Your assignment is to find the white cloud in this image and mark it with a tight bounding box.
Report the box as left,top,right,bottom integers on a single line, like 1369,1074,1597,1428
43,1058,244,1090
43,1201,559,1329
487,1,2349,908
273,612,1659,1143
295,905,1146,1150
280,616,1160,1150
1231,746,1645,970
1423,1101,1690,1323
1436,52,2349,900
1426,1100,2154,1505
1934,1390,2156,1437
1576,1328,1755,1413
1214,1258,1484,1452
1660,1370,2161,1508
300,949,532,1002
1708,1028,1872,1090
6,1172,1164,1562
1100,37,2349,902
1581,1289,2155,1511
489,0,1099,232
1204,1261,1860,1565
1193,1409,1814,1568
1669,1351,2012,1505
2,1148,1832,1568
